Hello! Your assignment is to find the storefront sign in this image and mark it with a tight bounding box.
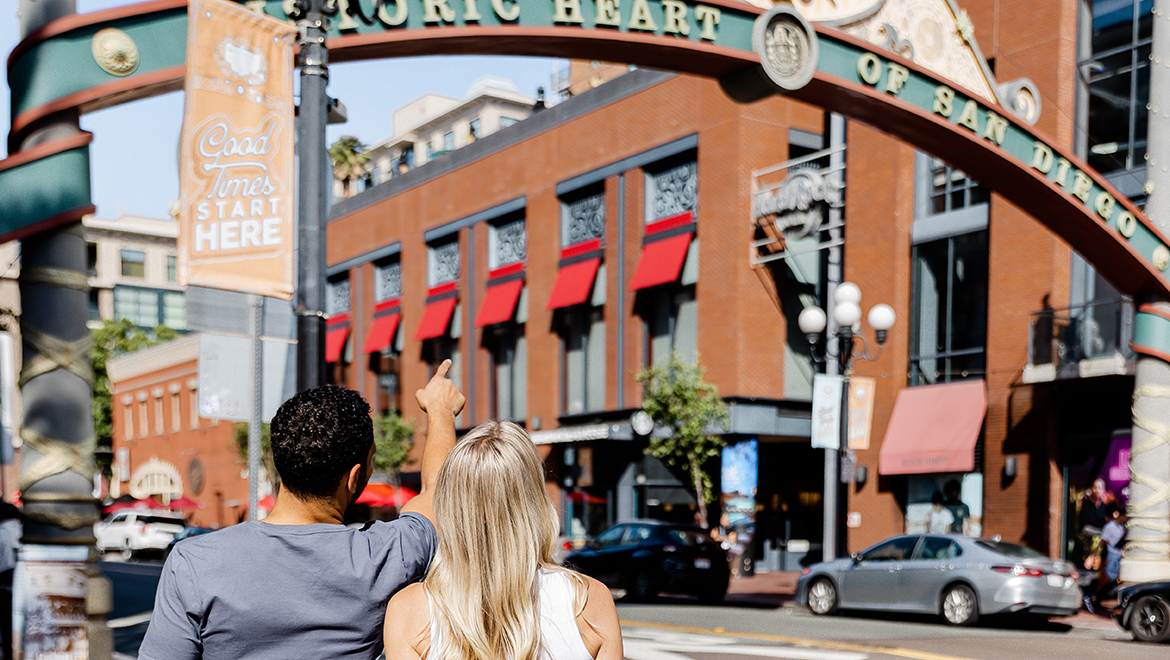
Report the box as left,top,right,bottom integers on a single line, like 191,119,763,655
753,168,842,240
179,0,296,299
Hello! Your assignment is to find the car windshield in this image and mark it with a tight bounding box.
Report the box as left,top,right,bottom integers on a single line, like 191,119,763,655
665,528,708,546
142,516,184,526
976,539,1044,558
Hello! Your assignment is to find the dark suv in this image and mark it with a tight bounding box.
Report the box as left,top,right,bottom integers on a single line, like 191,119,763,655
563,520,730,603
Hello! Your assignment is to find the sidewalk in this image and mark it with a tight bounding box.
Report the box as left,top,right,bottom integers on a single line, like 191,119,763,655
723,571,1119,630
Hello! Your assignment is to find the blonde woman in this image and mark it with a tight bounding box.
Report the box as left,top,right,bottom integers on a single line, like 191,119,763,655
383,422,622,660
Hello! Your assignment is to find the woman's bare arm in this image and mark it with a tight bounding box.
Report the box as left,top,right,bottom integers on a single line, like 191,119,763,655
576,576,623,660
384,583,430,660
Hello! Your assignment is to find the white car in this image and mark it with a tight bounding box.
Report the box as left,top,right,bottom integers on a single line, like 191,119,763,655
95,512,185,559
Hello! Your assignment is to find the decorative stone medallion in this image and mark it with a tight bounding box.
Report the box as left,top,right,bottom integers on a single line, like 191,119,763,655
1154,246,1170,273
792,0,886,26
754,6,820,92
91,28,139,77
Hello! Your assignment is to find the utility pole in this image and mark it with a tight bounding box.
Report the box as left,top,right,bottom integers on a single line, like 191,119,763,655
15,2,113,658
294,0,333,392
1122,0,1170,584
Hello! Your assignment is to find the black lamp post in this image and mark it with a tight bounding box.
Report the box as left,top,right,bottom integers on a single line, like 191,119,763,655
798,282,895,561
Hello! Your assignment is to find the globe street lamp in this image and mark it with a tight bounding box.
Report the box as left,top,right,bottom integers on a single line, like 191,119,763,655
798,283,895,561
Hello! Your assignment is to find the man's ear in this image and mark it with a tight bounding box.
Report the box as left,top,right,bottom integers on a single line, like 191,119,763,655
346,463,364,495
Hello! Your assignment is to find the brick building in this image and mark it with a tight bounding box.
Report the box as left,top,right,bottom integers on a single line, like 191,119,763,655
107,335,256,529
320,0,1137,567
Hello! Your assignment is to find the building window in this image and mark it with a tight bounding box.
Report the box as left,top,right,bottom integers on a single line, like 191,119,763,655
561,188,605,247
469,118,481,139
166,255,177,283
1085,0,1152,174
563,307,605,415
162,291,186,329
928,159,989,214
500,116,518,129
86,242,98,277
374,258,402,302
375,358,401,416
88,289,102,321
326,274,351,317
490,326,527,422
114,286,186,330
171,387,182,433
122,399,134,441
427,141,437,160
153,390,164,435
488,216,527,269
443,131,454,152
427,239,460,287
646,286,697,367
121,250,146,278
189,381,200,429
646,158,698,222
909,231,989,386
138,396,149,439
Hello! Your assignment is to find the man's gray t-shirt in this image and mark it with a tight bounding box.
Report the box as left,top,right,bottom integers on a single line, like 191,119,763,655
138,513,435,660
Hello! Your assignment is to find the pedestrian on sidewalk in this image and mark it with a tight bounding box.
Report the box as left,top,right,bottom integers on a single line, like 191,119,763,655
138,361,464,660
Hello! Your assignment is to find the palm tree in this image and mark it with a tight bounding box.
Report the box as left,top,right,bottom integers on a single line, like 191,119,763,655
330,135,371,198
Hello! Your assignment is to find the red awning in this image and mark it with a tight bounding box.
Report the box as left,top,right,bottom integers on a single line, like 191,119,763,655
475,278,524,327
363,310,401,354
415,295,457,341
878,380,988,475
629,233,692,291
325,322,350,364
548,258,601,309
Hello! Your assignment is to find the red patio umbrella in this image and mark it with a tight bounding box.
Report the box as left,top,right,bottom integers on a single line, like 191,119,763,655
167,496,205,511
356,484,418,508
567,491,609,504
102,496,165,514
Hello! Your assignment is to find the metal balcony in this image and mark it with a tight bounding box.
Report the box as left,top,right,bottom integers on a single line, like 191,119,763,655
1023,298,1134,383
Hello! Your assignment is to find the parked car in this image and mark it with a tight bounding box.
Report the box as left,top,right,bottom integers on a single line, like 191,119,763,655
1113,580,1170,643
95,511,186,559
163,526,218,559
563,520,730,603
796,534,1081,625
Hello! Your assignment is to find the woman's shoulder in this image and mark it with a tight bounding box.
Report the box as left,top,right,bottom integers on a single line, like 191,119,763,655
384,582,431,646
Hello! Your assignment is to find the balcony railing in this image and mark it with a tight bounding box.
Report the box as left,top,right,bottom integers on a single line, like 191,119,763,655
1024,298,1134,383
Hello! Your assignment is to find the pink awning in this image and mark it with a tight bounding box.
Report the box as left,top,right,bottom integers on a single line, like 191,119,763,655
878,380,987,475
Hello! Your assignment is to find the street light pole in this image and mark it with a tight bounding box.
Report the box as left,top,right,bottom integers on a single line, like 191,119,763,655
294,0,334,392
799,283,895,561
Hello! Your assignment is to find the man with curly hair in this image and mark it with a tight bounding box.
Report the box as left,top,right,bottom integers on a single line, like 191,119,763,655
139,361,464,660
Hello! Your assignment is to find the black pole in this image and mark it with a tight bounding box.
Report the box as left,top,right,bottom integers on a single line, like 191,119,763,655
295,0,331,391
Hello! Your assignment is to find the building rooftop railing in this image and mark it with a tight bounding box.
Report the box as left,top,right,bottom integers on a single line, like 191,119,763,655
1023,298,1134,383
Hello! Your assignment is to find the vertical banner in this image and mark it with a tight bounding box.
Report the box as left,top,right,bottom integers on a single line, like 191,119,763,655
179,0,296,299
847,376,876,450
14,546,89,659
811,374,842,449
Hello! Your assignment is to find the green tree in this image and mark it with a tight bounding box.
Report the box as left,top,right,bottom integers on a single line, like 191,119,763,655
372,411,415,477
92,318,178,471
232,422,276,490
636,354,729,528
329,135,371,198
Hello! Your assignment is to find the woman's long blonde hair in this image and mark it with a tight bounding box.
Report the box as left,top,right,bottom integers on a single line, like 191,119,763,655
426,421,586,660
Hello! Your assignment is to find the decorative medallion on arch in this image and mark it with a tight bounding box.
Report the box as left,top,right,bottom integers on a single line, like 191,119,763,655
129,457,183,500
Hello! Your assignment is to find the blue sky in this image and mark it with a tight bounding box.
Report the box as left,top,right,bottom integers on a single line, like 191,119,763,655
2,1,561,219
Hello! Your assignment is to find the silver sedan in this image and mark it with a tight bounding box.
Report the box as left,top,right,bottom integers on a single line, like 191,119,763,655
795,534,1082,625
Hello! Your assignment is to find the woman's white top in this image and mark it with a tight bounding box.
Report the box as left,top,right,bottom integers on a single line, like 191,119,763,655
426,568,594,660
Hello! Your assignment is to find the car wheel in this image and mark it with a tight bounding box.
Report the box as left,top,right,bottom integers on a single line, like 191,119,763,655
807,578,838,615
1129,595,1170,643
120,540,133,561
942,584,979,626
698,585,726,604
628,571,657,603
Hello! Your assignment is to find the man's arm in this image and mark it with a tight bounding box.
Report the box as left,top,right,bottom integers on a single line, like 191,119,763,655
401,359,464,524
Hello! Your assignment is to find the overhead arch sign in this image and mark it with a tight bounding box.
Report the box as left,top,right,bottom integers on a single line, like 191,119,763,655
3,0,1170,305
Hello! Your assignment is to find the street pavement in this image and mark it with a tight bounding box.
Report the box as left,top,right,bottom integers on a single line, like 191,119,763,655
101,563,1152,659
